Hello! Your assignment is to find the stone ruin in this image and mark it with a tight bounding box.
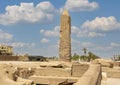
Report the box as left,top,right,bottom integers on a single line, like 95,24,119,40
0,61,102,85
0,10,120,85
0,59,120,85
0,10,101,85
0,63,34,85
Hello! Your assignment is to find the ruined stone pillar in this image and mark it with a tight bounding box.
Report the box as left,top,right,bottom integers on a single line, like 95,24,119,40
59,10,71,62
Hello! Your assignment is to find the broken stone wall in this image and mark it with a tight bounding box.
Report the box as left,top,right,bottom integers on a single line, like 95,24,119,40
71,64,89,77
102,67,120,78
74,64,102,85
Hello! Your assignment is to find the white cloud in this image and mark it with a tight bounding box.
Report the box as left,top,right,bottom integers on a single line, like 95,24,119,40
71,26,105,38
72,39,95,48
40,25,105,38
81,42,95,47
41,38,49,43
0,1,57,25
88,32,105,37
71,26,79,33
40,26,60,37
71,38,120,57
94,46,113,52
82,16,120,31
111,42,120,47
40,29,45,33
0,29,13,41
3,42,35,48
40,26,79,37
63,0,99,12
71,38,97,55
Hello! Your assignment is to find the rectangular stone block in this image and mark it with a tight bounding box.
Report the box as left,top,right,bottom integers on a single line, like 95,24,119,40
102,67,120,78
72,64,89,77
29,75,78,85
34,67,71,77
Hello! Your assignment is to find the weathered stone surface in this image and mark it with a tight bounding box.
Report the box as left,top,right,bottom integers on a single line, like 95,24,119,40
16,67,35,78
101,78,120,85
72,63,89,77
34,67,71,77
17,77,34,85
102,67,120,78
0,63,33,85
29,75,78,85
102,72,107,81
74,64,102,85
114,61,120,67
59,10,71,62
92,59,114,68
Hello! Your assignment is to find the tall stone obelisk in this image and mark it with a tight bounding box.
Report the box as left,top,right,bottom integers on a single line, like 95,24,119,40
59,10,71,62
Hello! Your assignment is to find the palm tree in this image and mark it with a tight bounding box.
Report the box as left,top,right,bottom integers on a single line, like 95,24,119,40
88,52,100,61
82,48,87,56
72,53,80,61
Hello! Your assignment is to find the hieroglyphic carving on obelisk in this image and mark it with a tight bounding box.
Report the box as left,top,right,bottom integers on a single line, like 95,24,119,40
59,10,71,62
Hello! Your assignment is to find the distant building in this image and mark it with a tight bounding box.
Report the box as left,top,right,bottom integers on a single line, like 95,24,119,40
0,44,13,56
28,55,46,61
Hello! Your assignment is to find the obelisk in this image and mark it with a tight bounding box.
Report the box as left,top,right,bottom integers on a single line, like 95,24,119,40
59,10,71,62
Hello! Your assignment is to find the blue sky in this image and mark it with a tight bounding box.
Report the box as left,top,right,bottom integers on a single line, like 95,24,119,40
0,0,120,58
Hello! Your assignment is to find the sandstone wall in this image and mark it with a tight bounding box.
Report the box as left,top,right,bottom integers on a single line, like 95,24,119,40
0,56,19,61
72,64,89,77
74,64,102,85
0,63,34,85
102,67,120,78
34,67,71,77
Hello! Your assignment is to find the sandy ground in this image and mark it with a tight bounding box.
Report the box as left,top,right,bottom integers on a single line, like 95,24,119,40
101,78,120,85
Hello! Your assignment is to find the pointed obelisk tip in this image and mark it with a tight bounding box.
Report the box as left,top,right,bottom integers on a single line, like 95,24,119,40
62,9,69,16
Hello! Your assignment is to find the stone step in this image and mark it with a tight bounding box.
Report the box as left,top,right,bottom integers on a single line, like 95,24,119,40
29,75,78,85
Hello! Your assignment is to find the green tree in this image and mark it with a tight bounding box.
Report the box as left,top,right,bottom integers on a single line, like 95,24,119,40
87,52,100,61
80,55,87,61
72,53,80,61
82,48,87,56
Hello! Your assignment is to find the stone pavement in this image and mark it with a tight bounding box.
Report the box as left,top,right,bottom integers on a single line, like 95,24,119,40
101,78,120,85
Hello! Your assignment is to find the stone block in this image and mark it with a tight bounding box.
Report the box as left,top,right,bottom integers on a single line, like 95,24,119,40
102,67,120,78
29,75,78,85
102,72,107,81
72,64,89,77
34,67,71,77
92,59,114,68
74,64,102,85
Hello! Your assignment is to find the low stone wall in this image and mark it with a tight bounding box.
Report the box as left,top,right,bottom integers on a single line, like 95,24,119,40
72,64,89,77
34,67,71,77
74,64,101,85
0,63,34,85
29,75,78,85
0,56,19,61
102,67,120,78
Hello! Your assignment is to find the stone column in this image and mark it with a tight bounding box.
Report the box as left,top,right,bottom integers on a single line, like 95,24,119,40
59,10,71,62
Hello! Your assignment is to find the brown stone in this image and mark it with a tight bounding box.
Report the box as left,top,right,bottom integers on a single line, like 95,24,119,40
59,10,71,62
102,67,120,78
72,64,89,77
29,75,78,85
74,64,102,85
34,67,71,77
92,59,114,68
